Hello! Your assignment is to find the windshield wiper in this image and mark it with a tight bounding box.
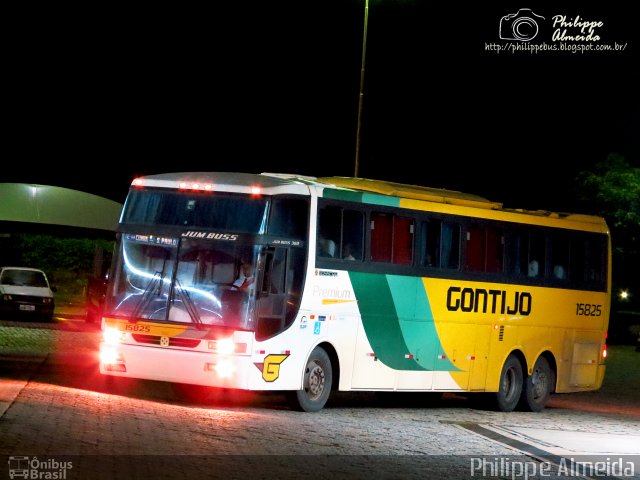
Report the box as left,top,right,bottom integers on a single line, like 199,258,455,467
172,278,204,330
130,271,164,322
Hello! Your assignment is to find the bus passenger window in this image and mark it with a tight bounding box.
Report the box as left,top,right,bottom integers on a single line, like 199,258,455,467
528,234,546,278
570,238,586,283
342,210,364,261
421,220,441,267
317,206,341,258
465,225,485,272
584,235,606,284
486,226,504,273
441,223,460,269
465,224,504,273
370,213,392,262
550,236,570,281
393,216,414,265
370,213,413,264
528,260,539,277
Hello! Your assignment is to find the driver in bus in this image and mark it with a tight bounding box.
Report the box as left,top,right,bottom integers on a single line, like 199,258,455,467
231,259,255,291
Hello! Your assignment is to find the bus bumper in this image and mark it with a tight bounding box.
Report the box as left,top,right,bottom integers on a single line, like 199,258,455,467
99,342,255,389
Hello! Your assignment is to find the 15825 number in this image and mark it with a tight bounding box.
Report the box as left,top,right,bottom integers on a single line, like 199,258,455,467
576,303,602,316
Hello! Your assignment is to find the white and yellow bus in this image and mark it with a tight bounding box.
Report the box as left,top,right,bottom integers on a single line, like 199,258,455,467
99,172,610,412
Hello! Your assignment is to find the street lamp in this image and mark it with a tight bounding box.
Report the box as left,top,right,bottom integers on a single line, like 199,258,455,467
354,0,369,178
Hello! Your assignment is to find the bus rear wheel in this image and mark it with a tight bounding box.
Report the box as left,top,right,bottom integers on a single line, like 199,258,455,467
288,347,332,412
519,356,552,412
494,354,523,412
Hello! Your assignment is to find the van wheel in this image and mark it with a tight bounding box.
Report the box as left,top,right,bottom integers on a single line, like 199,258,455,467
494,354,523,412
288,347,332,412
519,356,552,412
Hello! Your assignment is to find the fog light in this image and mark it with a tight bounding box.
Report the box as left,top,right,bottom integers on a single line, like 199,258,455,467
215,359,235,378
104,363,127,372
103,326,125,345
100,346,124,365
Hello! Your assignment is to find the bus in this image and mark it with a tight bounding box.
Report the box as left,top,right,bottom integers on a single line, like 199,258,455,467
99,172,611,412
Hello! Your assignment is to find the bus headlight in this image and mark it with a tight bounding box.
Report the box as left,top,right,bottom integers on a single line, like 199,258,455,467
103,326,125,345
211,337,247,355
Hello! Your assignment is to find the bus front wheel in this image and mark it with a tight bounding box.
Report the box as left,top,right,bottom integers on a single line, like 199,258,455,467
288,347,332,412
519,356,552,412
494,354,523,412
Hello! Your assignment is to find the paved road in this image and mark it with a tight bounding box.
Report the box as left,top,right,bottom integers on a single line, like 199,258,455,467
1,318,639,479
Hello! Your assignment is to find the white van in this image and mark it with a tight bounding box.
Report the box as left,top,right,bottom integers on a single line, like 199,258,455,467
0,267,56,321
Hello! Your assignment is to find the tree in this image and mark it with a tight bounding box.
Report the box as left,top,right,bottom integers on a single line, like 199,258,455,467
576,154,640,318
576,154,639,253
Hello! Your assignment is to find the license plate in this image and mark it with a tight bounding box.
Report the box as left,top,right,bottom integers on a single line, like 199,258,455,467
19,305,36,311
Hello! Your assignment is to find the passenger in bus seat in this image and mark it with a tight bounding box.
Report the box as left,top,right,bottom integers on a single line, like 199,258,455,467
553,265,566,279
343,243,356,260
318,237,336,257
528,260,539,277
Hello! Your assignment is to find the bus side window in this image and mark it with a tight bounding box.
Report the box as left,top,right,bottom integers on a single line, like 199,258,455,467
421,219,441,267
317,206,341,258
550,235,570,281
341,210,364,261
370,212,414,265
441,222,460,269
466,224,504,273
584,235,606,285
370,213,392,262
528,233,546,278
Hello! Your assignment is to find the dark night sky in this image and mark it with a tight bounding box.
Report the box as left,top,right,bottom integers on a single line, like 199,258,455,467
4,2,638,212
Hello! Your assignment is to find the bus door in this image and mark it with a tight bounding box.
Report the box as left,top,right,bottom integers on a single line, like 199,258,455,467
255,246,305,342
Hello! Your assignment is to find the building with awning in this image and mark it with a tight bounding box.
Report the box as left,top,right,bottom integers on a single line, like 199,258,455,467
0,183,123,274
0,183,122,233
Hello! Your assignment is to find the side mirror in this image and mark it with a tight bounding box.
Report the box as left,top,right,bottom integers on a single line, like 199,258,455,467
51,286,58,293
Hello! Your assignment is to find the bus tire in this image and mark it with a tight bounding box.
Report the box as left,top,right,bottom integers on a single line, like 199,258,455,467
494,354,523,412
289,347,332,412
519,356,552,412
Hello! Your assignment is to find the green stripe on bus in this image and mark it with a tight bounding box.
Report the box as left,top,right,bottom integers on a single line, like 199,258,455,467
386,275,458,371
323,189,399,207
349,272,456,371
348,271,422,370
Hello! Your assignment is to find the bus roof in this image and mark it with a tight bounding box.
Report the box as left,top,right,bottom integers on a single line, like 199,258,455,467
131,172,321,195
318,176,503,209
317,176,606,228
131,172,607,229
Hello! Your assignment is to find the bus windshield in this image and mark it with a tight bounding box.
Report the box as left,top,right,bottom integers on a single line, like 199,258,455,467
122,189,269,233
104,233,261,331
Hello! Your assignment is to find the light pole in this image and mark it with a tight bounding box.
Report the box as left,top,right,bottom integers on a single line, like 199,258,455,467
354,0,369,178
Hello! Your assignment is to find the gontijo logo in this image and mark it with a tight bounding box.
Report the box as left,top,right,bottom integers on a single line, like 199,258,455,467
446,286,532,316
254,354,289,382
